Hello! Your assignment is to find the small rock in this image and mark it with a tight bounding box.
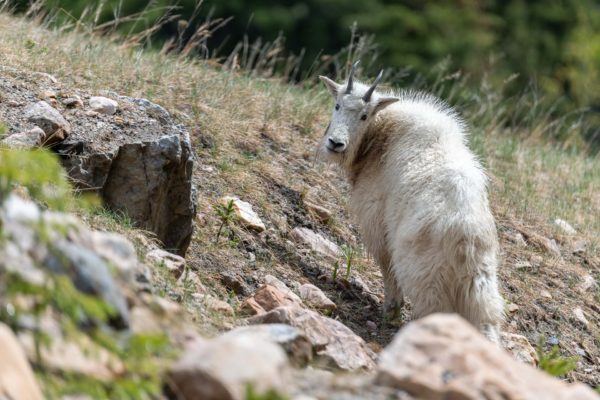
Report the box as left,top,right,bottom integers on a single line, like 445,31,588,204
366,321,377,330
0,323,44,400
24,100,71,144
222,324,313,367
220,196,266,232
89,96,118,115
501,332,538,365
240,297,266,316
573,307,589,326
252,284,303,312
146,249,186,279
264,275,302,303
165,334,290,400
62,95,84,108
507,231,527,247
1,127,45,148
540,290,552,299
506,303,519,313
298,283,336,312
39,89,57,101
572,240,587,255
194,294,234,316
249,306,376,371
304,201,332,223
220,272,251,296
514,260,532,270
289,227,340,259
578,275,597,293
554,218,577,235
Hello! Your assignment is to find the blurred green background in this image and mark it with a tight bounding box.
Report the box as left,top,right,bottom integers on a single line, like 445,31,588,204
8,0,600,146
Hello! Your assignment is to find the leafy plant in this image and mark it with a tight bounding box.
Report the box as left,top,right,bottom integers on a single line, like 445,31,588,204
340,244,356,280
536,339,578,377
0,120,7,138
245,384,288,400
0,148,98,211
331,261,339,281
213,199,237,243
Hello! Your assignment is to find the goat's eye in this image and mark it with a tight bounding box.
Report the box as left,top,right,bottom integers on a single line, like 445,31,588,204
361,114,367,121
335,104,340,111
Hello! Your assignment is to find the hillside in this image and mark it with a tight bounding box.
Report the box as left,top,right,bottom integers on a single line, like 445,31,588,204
0,11,599,399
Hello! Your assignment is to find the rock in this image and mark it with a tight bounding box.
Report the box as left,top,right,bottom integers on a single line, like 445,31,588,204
1,127,45,148
506,303,519,313
578,275,597,293
252,284,303,312
220,272,251,296
264,275,302,303
24,100,70,144
249,306,376,371
89,96,118,115
165,334,290,400
85,230,139,282
376,313,598,400
240,297,266,316
222,324,313,367
220,196,266,232
540,290,553,299
193,294,235,316
573,307,589,326
58,98,195,255
146,248,186,279
62,95,84,108
554,218,577,235
289,227,340,259
501,332,538,365
44,239,130,328
298,283,336,312
18,331,124,381
572,240,587,255
0,323,44,400
304,201,332,223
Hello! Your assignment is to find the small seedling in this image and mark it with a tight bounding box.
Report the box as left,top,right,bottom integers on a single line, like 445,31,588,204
536,338,578,377
213,199,237,243
332,261,340,281
340,244,355,280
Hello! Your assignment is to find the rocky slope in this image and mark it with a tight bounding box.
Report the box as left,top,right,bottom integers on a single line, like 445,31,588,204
0,12,599,400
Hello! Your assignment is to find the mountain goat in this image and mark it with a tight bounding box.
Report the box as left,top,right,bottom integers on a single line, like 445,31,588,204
317,62,503,342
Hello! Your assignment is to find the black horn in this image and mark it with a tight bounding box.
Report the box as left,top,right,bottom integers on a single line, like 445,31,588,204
362,69,384,102
345,60,360,94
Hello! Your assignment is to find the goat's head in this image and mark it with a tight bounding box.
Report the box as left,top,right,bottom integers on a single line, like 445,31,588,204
318,61,399,162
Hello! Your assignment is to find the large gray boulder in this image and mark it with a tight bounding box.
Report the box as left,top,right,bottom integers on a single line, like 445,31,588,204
58,96,196,255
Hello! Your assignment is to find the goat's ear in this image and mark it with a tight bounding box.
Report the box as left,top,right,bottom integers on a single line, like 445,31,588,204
319,75,341,97
373,96,399,114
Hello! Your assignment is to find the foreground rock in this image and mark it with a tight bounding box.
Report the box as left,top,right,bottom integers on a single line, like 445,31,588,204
165,334,290,400
1,127,45,148
289,227,341,259
222,324,313,367
250,306,376,371
376,314,598,400
0,323,44,400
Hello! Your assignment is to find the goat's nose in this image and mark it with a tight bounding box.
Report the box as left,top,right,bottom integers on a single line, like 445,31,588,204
327,137,346,151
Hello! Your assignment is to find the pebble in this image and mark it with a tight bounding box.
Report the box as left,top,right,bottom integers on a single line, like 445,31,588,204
89,96,118,115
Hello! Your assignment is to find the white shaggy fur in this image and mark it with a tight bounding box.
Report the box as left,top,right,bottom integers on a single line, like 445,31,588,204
317,72,504,342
